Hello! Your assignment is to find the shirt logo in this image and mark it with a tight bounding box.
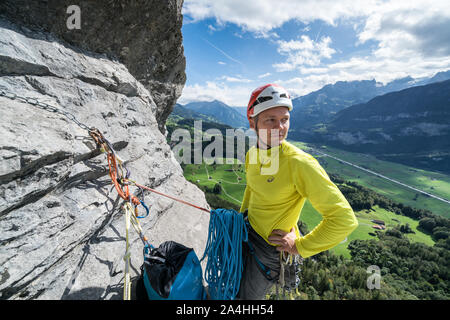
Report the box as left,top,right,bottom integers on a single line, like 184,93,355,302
267,176,275,183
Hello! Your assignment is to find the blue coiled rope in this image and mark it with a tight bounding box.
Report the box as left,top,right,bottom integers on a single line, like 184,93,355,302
201,208,248,300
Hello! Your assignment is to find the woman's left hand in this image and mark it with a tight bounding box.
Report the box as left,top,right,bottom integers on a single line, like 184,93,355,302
268,227,299,255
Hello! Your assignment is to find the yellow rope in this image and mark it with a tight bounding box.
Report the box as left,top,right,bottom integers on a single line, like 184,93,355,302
122,200,151,300
123,201,132,300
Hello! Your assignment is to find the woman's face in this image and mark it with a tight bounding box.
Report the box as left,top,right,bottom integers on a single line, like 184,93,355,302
250,106,290,148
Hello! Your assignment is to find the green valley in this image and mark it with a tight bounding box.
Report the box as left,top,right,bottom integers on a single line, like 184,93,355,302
289,141,450,218
171,111,450,299
182,139,449,258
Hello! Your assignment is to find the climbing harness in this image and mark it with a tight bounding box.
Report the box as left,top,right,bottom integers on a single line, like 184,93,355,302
242,211,303,298
242,212,279,283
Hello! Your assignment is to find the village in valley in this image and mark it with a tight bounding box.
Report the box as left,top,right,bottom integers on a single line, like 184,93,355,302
371,219,386,231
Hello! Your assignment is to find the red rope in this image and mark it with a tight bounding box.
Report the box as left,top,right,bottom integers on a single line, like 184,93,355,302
107,152,140,206
95,127,211,215
134,182,211,214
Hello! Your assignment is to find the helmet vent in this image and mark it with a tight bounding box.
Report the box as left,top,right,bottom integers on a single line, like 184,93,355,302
250,96,273,109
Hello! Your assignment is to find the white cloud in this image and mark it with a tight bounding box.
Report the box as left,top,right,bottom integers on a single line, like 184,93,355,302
179,82,253,106
258,72,272,78
183,0,376,32
219,75,253,83
298,67,329,75
279,53,450,98
218,61,226,65
185,0,450,63
272,1,450,90
253,30,280,40
358,1,450,59
277,76,336,97
309,1,450,86
183,0,450,102
326,55,450,85
273,35,336,71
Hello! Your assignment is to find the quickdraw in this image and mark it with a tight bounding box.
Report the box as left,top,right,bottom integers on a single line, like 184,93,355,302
89,126,215,300
89,127,212,300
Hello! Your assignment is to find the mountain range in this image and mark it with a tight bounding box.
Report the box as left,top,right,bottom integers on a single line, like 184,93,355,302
305,79,450,173
179,100,248,128
172,70,450,173
176,70,450,133
289,70,450,134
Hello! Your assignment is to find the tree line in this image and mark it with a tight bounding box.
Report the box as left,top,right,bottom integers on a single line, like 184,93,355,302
268,175,450,300
330,174,450,250
269,229,449,300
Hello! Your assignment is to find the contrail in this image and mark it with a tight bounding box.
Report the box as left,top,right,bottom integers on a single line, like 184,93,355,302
312,148,450,205
314,25,322,42
202,37,244,66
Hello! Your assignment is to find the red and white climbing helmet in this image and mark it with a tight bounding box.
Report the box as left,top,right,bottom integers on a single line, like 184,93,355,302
247,83,293,121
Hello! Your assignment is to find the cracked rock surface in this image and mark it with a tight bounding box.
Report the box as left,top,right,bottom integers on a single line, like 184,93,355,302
0,0,186,134
0,10,209,300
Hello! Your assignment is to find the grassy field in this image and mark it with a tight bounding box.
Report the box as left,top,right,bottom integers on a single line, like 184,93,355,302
299,202,435,258
184,161,246,206
183,152,438,258
289,141,450,218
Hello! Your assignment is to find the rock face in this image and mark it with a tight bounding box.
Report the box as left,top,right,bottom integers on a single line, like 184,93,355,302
0,0,187,134
0,2,210,300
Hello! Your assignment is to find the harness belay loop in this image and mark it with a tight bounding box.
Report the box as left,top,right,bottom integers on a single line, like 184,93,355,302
200,208,248,300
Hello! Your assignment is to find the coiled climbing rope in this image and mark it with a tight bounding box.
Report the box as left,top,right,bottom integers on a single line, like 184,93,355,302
201,208,248,300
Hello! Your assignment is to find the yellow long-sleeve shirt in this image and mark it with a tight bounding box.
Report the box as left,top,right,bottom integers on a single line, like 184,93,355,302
239,141,358,258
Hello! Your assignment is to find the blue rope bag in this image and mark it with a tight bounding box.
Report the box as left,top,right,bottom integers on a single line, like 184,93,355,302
201,208,248,300
136,208,248,300
139,241,205,300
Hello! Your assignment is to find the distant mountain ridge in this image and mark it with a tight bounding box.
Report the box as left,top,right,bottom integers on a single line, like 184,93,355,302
174,71,450,133
289,70,450,134
181,100,248,128
171,103,216,122
303,79,450,173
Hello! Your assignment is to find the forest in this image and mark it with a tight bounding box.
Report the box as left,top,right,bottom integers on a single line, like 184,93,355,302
330,174,450,251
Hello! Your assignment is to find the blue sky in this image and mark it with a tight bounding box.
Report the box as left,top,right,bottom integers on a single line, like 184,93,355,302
179,0,450,107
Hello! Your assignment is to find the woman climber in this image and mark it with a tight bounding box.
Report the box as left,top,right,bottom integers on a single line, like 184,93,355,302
237,83,358,300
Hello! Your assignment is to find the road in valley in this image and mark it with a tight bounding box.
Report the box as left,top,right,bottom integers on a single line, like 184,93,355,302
311,148,450,206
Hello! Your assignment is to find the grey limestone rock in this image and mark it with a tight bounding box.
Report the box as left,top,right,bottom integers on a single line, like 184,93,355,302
0,3,209,300
0,0,186,134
